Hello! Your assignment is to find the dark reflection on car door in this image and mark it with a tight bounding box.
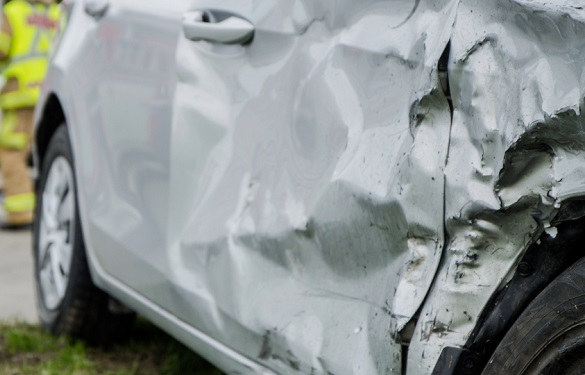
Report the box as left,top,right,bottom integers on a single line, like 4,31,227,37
163,1,442,374
78,0,189,309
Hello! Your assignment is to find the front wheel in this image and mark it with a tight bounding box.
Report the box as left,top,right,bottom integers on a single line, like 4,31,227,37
483,256,585,374
33,124,134,343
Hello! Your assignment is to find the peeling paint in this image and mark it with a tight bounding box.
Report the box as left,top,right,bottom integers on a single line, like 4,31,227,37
545,226,559,238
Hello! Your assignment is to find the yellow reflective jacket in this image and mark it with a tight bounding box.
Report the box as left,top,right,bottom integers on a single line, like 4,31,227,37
0,0,60,110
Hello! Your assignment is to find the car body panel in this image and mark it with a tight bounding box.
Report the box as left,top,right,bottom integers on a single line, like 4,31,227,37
66,0,183,311
33,0,585,373
36,3,277,374
165,0,456,373
409,1,585,372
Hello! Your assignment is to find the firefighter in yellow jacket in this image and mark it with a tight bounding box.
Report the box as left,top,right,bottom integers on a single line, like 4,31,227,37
0,0,60,229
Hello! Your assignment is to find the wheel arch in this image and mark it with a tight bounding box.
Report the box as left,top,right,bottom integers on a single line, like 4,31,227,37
432,200,585,374
35,92,66,169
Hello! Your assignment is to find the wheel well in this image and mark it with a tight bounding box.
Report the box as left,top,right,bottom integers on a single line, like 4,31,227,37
432,200,585,374
36,94,65,168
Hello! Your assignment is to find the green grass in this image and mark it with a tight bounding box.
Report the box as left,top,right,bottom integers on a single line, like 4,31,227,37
0,319,224,375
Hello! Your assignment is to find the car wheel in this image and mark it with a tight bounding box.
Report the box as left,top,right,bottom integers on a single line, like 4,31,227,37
33,124,134,343
482,256,585,374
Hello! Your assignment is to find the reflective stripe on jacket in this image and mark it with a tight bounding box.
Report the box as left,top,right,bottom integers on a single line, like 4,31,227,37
4,192,35,213
0,0,60,110
0,110,27,149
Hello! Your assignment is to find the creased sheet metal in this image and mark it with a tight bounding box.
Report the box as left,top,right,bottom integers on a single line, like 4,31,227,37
409,0,585,373
165,0,585,374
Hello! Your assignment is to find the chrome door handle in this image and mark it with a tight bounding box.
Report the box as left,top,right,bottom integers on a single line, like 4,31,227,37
182,10,254,45
85,0,109,20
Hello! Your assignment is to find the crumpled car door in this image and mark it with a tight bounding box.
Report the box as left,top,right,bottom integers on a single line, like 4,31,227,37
165,0,457,373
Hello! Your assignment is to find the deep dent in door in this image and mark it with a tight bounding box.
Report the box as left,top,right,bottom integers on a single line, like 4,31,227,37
167,0,585,374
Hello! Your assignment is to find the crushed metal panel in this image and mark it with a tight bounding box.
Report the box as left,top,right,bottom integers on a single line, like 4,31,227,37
408,1,585,373
167,0,456,373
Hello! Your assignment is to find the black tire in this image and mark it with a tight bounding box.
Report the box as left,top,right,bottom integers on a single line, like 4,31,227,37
33,124,134,344
483,256,585,374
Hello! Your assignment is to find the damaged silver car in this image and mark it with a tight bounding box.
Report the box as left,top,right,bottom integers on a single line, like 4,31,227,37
32,0,585,373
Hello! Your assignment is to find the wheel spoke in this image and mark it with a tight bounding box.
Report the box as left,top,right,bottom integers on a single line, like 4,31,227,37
38,218,50,262
49,245,65,300
39,265,55,307
42,191,58,231
57,231,72,276
58,187,73,222
48,230,67,250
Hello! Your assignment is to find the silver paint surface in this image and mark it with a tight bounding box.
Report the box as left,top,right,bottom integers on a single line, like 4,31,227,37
34,0,585,373
409,1,585,372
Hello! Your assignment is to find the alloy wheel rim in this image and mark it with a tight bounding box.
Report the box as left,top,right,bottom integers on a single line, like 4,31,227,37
38,156,76,310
